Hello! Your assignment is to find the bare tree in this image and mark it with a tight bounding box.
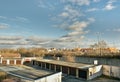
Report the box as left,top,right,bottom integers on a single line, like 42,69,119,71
90,40,108,48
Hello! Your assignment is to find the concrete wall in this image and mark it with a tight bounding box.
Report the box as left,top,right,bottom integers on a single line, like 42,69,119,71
103,65,120,79
35,72,62,82
88,65,102,80
44,56,120,66
75,57,120,66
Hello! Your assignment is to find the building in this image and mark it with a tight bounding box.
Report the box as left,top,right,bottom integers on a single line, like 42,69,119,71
0,53,36,65
32,59,102,80
0,53,23,65
0,65,62,82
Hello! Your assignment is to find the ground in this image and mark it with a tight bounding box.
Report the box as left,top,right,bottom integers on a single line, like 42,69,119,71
62,75,120,82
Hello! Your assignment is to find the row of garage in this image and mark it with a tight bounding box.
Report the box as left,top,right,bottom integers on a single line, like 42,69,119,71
32,60,87,79
0,59,23,65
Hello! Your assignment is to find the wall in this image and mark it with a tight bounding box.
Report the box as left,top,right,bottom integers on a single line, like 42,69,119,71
88,65,102,80
75,57,120,66
35,72,62,82
64,56,120,66
103,65,120,79
44,56,120,66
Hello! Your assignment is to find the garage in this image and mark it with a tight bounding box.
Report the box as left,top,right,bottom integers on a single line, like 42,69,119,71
10,60,14,64
62,66,68,74
16,60,21,65
41,62,46,69
38,62,41,67
79,69,87,79
51,64,55,71
2,60,7,64
69,67,76,76
56,65,61,72
46,63,49,69
32,60,35,65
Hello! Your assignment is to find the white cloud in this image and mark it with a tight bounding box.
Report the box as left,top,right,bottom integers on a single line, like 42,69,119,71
68,18,95,31
88,18,95,23
0,40,17,45
0,16,29,23
26,36,54,45
108,0,117,4
113,28,120,32
0,36,27,46
104,4,116,10
0,16,7,19
62,0,90,6
58,22,69,29
68,31,83,36
0,36,22,40
59,12,69,18
38,0,47,8
103,0,117,10
0,40,29,45
69,21,89,31
50,0,97,48
93,0,101,2
58,5,84,24
55,5,84,29
27,36,50,42
55,18,95,44
38,0,55,10
0,23,9,29
64,5,83,19
15,17,29,23
86,8,99,12
0,35,54,48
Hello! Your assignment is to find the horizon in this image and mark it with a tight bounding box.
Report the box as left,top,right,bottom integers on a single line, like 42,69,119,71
0,0,120,49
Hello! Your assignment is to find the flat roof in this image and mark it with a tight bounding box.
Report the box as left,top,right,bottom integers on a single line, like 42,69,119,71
9,69,54,80
34,59,94,69
0,66,55,80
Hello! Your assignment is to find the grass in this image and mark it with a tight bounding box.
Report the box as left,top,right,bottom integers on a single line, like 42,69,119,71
0,71,7,81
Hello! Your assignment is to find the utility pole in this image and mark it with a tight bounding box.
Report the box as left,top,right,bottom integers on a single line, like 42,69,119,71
96,32,102,56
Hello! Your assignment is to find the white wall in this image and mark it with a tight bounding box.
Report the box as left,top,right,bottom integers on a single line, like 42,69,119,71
103,65,120,79
35,72,62,82
88,65,102,80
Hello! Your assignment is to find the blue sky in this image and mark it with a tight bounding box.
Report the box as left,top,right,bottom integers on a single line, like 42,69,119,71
0,0,120,49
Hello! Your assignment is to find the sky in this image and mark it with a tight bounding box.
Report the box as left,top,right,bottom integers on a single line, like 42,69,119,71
0,0,120,49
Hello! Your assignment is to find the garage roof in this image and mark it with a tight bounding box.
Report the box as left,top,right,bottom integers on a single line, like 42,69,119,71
34,59,94,69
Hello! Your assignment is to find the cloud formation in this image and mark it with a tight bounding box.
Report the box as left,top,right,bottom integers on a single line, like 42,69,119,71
0,16,7,19
38,0,56,10
103,0,117,10
0,23,9,29
107,28,120,32
0,36,22,40
59,5,83,21
113,28,120,32
26,36,51,45
54,18,95,45
104,3,116,10
0,16,29,23
0,35,54,48
49,0,97,48
62,0,90,6
93,0,101,3
86,8,99,12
